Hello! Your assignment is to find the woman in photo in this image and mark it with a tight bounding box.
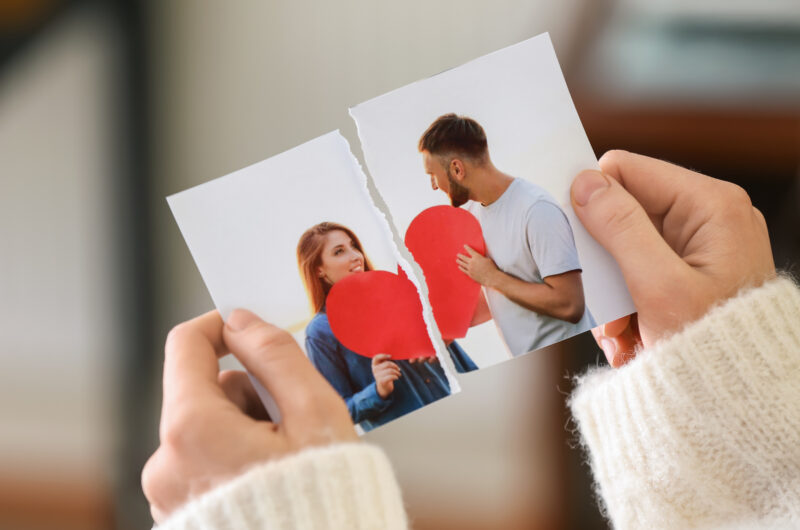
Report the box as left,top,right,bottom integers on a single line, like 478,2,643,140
297,221,476,432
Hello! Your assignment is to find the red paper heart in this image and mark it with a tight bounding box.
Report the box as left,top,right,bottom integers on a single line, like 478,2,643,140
326,270,436,360
403,205,486,341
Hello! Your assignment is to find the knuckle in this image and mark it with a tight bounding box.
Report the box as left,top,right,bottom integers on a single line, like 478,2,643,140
723,181,752,207
714,181,754,223
162,406,196,449
140,459,157,500
603,202,640,237
250,324,296,354
141,451,166,503
165,322,193,353
217,369,239,386
752,206,768,230
599,149,627,163
598,149,628,170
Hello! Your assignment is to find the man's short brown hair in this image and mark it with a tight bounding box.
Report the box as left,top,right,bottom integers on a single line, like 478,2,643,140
418,113,488,162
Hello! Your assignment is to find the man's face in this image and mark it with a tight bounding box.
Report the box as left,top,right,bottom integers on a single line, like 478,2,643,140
422,151,470,207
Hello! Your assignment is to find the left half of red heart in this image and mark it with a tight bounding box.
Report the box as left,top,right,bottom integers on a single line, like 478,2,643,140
326,270,436,360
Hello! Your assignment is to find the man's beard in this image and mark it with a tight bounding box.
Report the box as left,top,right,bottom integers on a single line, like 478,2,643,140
446,168,470,207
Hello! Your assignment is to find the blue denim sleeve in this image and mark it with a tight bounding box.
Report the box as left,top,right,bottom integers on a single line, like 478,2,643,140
447,340,478,373
305,336,393,424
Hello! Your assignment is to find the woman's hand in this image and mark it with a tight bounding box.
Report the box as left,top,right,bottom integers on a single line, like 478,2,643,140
141,309,358,524
408,355,438,365
571,150,775,367
371,353,401,399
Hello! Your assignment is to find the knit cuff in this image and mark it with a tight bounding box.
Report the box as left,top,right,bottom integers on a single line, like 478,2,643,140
570,276,800,529
159,443,408,530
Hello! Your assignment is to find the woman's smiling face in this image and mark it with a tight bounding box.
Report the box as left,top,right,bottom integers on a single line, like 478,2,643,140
318,229,366,285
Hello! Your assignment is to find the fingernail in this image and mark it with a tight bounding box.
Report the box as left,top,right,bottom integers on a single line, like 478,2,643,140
572,170,609,206
600,337,617,361
226,309,259,331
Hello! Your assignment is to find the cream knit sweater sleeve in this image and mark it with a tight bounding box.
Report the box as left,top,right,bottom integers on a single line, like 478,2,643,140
158,443,408,530
570,277,800,529
159,278,799,529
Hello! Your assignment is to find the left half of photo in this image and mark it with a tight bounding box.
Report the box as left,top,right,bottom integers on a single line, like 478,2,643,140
167,131,465,434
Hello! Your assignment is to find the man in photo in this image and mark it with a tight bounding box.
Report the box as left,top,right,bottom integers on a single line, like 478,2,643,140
419,113,596,356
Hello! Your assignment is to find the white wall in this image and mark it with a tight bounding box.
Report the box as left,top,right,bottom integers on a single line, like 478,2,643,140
0,11,118,483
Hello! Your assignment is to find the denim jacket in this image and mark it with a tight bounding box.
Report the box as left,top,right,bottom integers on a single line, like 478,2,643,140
305,310,476,432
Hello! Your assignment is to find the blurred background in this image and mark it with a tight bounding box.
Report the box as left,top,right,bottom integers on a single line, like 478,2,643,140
1,0,798,528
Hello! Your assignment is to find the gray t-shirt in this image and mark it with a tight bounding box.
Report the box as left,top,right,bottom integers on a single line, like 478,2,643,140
466,178,596,356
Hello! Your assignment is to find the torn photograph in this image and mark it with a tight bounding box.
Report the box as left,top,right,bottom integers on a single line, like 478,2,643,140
350,33,635,363
167,131,464,433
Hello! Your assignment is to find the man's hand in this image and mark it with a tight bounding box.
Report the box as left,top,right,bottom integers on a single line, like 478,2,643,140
460,246,586,323
371,353,401,399
571,150,775,367
141,309,358,524
456,245,500,286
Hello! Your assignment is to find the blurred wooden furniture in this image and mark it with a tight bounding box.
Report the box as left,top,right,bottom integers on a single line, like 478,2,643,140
575,102,800,180
569,16,800,179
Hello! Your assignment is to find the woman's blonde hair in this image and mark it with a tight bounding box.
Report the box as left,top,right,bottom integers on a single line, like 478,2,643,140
296,222,374,314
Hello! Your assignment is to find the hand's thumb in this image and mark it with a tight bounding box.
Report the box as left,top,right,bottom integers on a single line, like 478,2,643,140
570,170,679,294
223,309,329,417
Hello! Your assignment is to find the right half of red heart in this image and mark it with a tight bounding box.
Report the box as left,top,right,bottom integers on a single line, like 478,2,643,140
404,205,486,341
